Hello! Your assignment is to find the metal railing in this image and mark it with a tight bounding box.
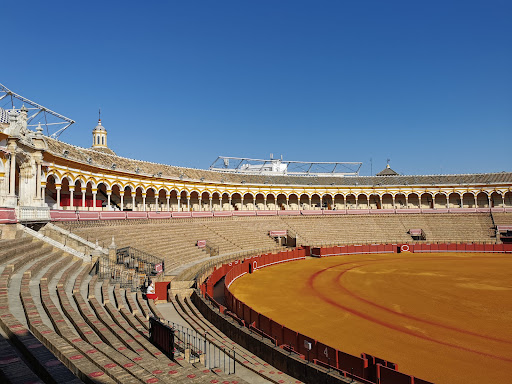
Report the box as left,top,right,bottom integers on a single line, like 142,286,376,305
95,257,142,290
204,241,220,257
160,319,236,374
116,246,164,276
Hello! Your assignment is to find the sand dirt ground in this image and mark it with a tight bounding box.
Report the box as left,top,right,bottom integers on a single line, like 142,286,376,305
229,252,512,384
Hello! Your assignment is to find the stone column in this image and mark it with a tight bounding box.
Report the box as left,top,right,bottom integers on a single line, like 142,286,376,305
92,189,97,210
186,197,190,211
228,197,232,210
264,197,267,210
166,194,170,211
120,194,124,211
56,185,61,209
41,184,46,204
177,196,181,211
155,196,159,211
474,194,477,208
9,148,16,196
198,198,202,212
142,193,146,211
36,161,42,199
82,187,86,208
209,197,212,211
107,191,111,210
69,187,74,209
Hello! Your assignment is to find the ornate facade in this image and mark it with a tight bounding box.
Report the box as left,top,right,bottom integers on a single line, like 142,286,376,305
1,107,512,219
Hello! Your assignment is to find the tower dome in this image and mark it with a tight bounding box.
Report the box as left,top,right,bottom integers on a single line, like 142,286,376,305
92,118,108,148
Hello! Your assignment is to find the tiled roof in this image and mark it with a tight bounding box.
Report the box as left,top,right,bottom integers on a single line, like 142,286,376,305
44,137,512,187
376,165,399,176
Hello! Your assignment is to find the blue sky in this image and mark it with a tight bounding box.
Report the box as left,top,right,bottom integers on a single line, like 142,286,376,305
2,1,511,175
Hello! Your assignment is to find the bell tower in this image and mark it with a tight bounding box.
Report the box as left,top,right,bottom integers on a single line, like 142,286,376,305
92,109,107,149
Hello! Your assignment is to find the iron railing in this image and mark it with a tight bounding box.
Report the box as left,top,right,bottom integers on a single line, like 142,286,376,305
157,318,236,374
95,257,141,290
204,241,220,257
116,246,164,276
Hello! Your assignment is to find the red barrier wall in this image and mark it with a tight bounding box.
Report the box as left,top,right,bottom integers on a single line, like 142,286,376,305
205,243,512,383
171,212,191,218
0,208,17,224
307,242,511,258
377,364,412,384
256,210,278,216
337,350,368,378
321,341,339,367
77,211,100,220
154,281,170,301
126,211,148,219
99,211,126,220
50,210,78,221
148,212,172,219
213,211,233,217
191,211,213,218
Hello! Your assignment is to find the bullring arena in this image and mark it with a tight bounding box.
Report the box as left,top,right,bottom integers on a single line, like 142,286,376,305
0,88,512,384
228,252,512,384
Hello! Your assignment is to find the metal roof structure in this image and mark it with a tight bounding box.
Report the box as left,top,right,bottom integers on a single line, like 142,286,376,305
209,155,362,177
0,82,75,138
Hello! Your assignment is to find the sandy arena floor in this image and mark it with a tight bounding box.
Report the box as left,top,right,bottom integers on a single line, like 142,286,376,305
229,252,512,384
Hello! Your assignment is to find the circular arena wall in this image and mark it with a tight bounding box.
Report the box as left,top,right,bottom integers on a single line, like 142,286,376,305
202,244,512,384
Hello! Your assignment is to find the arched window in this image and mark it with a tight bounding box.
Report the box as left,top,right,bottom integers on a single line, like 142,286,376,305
96,135,100,144
102,136,105,145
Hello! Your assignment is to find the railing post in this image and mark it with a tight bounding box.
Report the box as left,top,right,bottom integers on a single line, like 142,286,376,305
204,332,207,366
232,347,236,374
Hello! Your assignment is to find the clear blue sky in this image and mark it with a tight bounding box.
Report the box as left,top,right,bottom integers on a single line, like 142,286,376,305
2,1,511,176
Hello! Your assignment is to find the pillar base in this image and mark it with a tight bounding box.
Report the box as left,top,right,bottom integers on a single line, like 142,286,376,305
0,195,18,208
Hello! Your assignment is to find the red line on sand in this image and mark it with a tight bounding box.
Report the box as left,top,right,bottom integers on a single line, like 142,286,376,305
306,257,512,362
335,258,512,345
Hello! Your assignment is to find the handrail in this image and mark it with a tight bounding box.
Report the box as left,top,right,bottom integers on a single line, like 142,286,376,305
116,246,164,275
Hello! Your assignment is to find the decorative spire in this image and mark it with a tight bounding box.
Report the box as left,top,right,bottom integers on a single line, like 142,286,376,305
92,112,108,148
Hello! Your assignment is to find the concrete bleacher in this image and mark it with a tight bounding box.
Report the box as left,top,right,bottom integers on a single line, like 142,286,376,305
170,292,303,384
0,237,80,383
59,213,500,277
281,213,494,246
493,212,512,226
62,217,286,274
0,231,250,384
